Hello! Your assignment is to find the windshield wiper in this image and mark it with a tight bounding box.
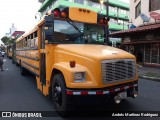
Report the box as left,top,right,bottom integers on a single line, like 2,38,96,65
67,18,81,33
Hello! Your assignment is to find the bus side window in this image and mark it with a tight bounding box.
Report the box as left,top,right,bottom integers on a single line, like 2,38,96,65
34,37,38,49
27,35,31,48
16,42,18,50
23,39,25,49
33,31,38,49
31,33,34,48
31,39,34,48
21,40,23,49
25,38,27,49
41,26,45,49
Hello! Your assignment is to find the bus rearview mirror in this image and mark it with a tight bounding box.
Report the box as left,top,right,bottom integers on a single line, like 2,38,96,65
44,15,54,43
44,16,53,27
44,29,53,43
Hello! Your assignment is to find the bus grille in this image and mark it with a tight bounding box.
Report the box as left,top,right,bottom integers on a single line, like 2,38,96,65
102,59,136,84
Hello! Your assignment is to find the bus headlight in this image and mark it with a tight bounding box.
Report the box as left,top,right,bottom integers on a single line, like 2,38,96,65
74,72,86,82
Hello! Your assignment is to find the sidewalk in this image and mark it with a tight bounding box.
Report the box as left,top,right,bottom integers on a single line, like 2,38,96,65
138,65,160,82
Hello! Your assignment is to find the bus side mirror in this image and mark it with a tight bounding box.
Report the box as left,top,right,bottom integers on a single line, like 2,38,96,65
44,16,54,43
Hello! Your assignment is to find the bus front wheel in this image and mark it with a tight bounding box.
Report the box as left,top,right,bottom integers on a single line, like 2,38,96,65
52,74,70,116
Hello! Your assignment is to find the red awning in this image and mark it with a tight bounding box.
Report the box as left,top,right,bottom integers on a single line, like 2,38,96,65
110,23,160,37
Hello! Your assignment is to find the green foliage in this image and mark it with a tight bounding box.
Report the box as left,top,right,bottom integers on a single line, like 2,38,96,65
91,0,107,3
91,0,100,3
1,36,15,45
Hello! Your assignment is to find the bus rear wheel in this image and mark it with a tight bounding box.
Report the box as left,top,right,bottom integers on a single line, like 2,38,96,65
52,74,70,116
20,67,27,76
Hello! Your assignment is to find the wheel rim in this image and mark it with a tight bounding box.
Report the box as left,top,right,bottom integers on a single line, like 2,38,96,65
54,83,62,105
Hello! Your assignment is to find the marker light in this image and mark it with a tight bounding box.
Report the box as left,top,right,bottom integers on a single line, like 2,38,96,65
61,11,67,18
52,8,60,17
70,61,76,68
83,9,86,12
79,8,82,12
99,18,104,24
87,10,90,13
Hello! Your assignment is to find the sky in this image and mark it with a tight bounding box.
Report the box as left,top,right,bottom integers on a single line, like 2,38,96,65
0,0,41,44
0,0,129,44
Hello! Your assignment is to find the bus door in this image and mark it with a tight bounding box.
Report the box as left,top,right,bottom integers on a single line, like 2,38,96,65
39,25,46,86
39,15,54,93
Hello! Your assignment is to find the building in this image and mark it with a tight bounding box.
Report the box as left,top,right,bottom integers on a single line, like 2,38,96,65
5,23,17,38
37,0,130,46
130,0,160,27
110,0,160,67
11,31,25,39
5,23,24,39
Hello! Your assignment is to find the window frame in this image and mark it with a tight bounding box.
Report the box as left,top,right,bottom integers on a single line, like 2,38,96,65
135,1,141,19
149,0,160,11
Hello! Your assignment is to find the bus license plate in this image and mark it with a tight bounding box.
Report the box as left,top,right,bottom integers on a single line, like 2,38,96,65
119,92,127,99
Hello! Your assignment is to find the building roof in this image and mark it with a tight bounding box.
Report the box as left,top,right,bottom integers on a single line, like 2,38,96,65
11,31,25,38
109,0,129,10
110,23,160,37
38,0,129,12
38,0,53,12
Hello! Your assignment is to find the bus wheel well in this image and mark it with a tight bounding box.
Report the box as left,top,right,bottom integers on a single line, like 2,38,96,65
52,69,62,76
19,59,22,66
49,69,63,97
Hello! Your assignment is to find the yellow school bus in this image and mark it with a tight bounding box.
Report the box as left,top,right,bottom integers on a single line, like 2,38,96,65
16,7,138,116
6,45,13,59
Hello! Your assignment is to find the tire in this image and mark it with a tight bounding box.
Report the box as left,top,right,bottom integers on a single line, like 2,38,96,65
16,62,19,66
12,59,15,64
20,67,27,76
52,74,70,116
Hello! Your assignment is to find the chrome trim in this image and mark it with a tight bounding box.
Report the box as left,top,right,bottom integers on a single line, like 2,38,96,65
101,59,136,84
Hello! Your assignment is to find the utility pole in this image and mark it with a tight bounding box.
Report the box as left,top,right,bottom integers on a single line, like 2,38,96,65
105,0,109,45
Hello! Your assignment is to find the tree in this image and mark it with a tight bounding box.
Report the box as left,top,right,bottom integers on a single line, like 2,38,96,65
1,36,14,45
91,0,101,3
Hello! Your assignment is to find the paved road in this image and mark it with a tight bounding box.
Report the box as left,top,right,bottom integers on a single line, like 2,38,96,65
0,57,160,120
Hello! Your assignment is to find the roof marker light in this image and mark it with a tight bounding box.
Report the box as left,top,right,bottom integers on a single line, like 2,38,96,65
87,10,90,13
83,9,86,12
79,8,82,12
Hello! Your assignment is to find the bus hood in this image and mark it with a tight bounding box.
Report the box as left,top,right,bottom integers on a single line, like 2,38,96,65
55,44,135,61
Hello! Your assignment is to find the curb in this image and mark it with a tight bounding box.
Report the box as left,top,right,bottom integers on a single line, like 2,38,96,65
139,76,160,82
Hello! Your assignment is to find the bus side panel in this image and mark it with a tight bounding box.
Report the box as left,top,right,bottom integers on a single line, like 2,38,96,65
42,45,56,96
36,27,43,93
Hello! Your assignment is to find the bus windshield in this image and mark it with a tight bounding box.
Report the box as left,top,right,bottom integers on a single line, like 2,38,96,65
53,20,105,44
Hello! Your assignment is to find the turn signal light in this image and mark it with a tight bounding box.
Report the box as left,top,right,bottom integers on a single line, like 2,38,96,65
99,18,104,24
61,11,67,18
51,8,68,18
98,14,110,25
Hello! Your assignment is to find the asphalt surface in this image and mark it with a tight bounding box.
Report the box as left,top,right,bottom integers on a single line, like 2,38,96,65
0,57,160,120
138,65,160,81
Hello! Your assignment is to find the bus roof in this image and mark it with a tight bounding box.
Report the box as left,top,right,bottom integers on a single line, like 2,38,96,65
16,25,38,43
